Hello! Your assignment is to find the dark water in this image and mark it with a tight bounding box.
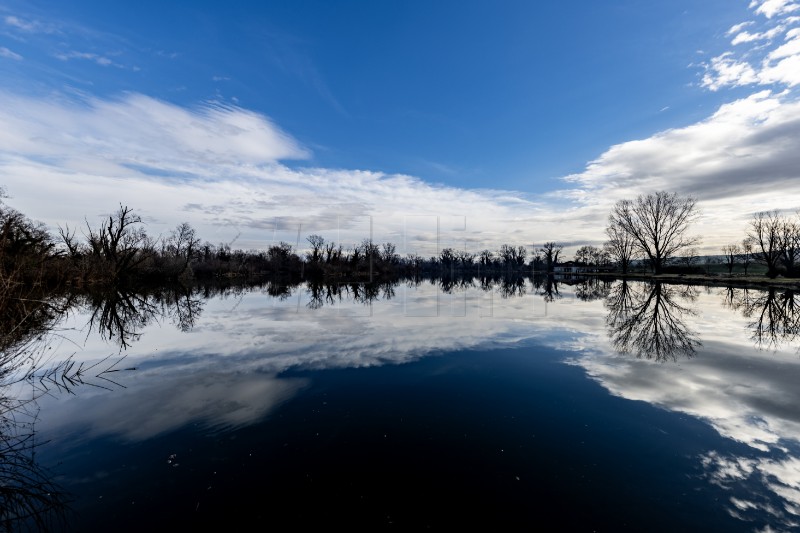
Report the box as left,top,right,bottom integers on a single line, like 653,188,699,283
5,279,800,530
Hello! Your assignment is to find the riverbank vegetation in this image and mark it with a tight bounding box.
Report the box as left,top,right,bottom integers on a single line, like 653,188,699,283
3,188,800,305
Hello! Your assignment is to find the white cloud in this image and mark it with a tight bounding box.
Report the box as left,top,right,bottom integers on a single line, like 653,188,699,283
750,0,800,18
731,25,786,45
53,50,119,67
728,21,756,35
0,46,22,60
0,91,309,166
3,88,800,254
4,14,58,34
0,91,559,252
562,90,800,250
759,53,800,85
704,4,800,89
768,27,800,59
701,52,759,89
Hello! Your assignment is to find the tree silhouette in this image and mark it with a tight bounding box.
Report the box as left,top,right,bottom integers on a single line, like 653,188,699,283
538,242,562,272
748,211,783,278
722,244,740,274
605,222,637,273
608,191,699,274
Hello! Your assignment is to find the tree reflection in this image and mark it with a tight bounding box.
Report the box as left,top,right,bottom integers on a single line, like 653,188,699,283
83,286,205,348
305,281,400,309
164,286,204,332
723,288,800,350
575,278,613,302
85,289,156,348
0,290,131,529
439,276,475,294
298,275,614,305
1,389,70,530
0,293,70,529
605,281,701,361
536,275,561,303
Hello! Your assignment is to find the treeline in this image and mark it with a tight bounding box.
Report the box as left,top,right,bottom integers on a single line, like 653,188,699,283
1,201,555,292
718,210,800,278
7,190,800,294
597,191,800,279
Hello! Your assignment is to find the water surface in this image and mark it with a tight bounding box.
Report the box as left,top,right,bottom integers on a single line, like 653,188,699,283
6,278,800,530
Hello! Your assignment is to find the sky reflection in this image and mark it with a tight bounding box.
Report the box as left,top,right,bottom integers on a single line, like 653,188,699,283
34,279,800,529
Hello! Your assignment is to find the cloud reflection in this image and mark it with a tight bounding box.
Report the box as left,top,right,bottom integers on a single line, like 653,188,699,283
44,370,307,442
36,279,800,529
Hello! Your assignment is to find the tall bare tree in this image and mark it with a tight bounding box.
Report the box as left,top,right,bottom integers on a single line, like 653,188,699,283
779,217,800,274
306,234,325,263
722,243,740,275
608,191,699,274
741,238,754,275
165,222,200,274
605,223,637,274
84,205,153,281
574,245,611,266
538,242,562,272
748,211,783,278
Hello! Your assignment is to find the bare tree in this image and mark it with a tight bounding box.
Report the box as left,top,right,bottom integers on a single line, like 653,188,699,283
608,191,699,274
478,249,493,267
406,252,423,271
538,242,562,272
722,243,740,275
496,244,526,268
574,245,595,265
741,238,754,275
779,217,800,275
748,211,783,278
605,222,637,274
455,249,475,268
678,247,700,269
439,247,457,268
306,234,325,263
84,205,153,281
165,222,200,274
574,245,610,266
57,223,83,258
514,245,527,267
381,242,399,265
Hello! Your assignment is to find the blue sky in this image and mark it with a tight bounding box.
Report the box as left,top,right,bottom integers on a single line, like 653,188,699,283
2,0,800,254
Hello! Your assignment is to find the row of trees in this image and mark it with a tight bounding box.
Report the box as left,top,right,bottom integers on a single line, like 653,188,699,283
601,191,800,279
1,195,574,289
720,210,800,278
9,188,800,286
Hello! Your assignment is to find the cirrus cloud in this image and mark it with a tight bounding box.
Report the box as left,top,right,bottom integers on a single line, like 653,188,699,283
0,46,22,60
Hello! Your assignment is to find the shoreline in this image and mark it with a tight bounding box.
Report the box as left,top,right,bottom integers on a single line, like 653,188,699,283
582,271,800,291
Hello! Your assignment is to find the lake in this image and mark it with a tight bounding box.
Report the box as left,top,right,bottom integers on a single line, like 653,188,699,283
4,277,800,530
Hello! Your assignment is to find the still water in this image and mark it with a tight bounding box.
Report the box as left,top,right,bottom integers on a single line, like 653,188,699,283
6,278,800,530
